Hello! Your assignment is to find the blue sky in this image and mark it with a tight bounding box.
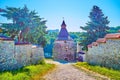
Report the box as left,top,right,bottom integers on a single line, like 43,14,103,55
0,0,120,32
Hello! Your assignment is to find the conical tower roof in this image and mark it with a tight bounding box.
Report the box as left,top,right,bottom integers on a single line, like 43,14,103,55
57,20,72,40
61,20,66,27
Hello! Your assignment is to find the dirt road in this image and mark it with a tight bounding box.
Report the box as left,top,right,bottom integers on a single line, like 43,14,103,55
43,60,98,80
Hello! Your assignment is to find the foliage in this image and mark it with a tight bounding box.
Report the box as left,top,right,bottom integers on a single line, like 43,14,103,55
80,5,110,50
69,32,84,43
44,30,58,58
0,63,55,80
37,59,46,65
26,20,47,46
107,26,120,33
0,24,19,39
0,5,47,46
75,62,120,80
13,73,30,80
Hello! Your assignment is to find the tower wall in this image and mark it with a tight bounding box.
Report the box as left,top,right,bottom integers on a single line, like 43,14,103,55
53,40,76,62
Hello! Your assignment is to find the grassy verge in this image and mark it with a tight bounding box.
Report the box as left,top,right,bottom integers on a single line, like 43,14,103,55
0,63,55,80
75,62,120,80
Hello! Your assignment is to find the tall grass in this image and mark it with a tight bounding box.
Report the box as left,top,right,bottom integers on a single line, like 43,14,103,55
0,60,55,80
75,62,120,80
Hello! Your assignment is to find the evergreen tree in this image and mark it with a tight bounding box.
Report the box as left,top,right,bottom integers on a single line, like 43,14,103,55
0,5,47,47
80,5,110,50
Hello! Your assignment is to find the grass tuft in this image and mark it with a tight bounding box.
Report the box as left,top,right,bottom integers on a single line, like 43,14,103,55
75,62,120,80
0,60,55,80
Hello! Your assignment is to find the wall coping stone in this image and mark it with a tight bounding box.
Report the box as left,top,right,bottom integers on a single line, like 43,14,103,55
92,42,98,46
87,44,92,48
96,38,106,43
15,42,30,45
105,33,120,39
0,35,13,41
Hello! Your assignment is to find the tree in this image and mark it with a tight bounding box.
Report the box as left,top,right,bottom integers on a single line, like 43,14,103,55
107,26,120,33
0,5,47,47
80,5,110,50
69,32,84,43
44,30,59,58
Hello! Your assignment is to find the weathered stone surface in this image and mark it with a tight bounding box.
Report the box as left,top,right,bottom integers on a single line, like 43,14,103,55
87,38,120,70
31,46,44,64
15,44,32,68
0,40,17,71
53,40,76,62
0,40,44,71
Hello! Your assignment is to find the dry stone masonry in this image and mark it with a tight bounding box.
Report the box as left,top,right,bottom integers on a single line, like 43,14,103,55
0,36,44,71
0,39,17,71
87,33,120,70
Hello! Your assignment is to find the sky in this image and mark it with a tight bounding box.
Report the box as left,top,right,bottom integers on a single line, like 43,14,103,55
0,0,120,32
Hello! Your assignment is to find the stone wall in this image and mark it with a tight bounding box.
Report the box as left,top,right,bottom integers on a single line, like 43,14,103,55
0,40,17,71
15,44,32,68
0,39,44,71
31,46,44,64
87,33,120,70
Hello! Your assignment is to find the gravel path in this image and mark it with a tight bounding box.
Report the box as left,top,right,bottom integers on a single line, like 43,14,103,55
43,60,97,80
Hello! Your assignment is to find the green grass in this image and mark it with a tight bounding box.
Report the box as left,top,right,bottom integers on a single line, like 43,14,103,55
0,61,55,80
75,62,120,80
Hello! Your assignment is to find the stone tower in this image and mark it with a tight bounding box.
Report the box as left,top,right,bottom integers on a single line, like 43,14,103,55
53,20,76,62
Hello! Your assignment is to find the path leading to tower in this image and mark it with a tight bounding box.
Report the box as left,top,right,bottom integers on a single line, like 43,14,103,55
42,60,107,80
